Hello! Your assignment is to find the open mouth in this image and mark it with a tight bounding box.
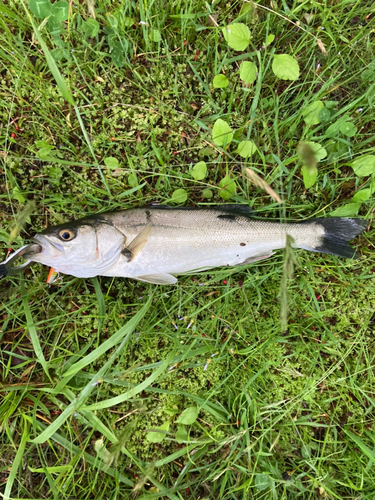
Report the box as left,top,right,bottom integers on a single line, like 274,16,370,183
32,235,64,255
24,242,43,258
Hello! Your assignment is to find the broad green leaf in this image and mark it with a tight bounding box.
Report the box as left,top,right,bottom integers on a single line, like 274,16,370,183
82,18,100,37
128,173,138,187
351,155,375,177
199,146,215,157
107,14,118,29
237,140,257,158
219,174,237,200
266,34,275,45
239,2,255,19
12,186,26,204
191,161,207,180
272,54,299,80
29,0,52,18
94,438,112,465
325,121,341,138
36,145,55,159
171,188,188,203
212,118,233,147
176,425,188,444
254,474,273,491
50,48,67,61
51,0,69,21
111,42,125,67
176,407,199,425
146,421,170,443
123,16,133,27
164,406,180,416
239,61,257,84
104,157,120,169
302,101,325,125
352,189,371,202
318,107,331,123
305,141,327,161
202,188,213,198
325,101,338,109
149,28,161,42
324,115,351,138
301,165,317,189
222,23,250,51
47,16,62,36
213,74,229,88
339,122,357,137
35,140,51,148
330,203,361,217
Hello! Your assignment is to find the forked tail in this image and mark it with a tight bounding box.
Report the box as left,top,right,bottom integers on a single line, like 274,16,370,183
299,217,367,259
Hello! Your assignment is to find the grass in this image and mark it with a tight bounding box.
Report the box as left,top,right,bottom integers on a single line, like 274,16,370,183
1,0,375,498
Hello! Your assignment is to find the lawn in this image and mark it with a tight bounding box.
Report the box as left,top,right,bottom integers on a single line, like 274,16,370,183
1,0,375,498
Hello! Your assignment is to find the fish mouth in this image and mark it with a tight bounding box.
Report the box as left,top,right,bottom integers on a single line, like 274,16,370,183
31,235,64,256
23,243,43,258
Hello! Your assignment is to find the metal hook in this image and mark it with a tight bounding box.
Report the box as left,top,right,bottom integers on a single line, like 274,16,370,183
0,244,41,278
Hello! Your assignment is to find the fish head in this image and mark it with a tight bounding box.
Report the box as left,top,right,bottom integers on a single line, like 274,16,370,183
31,218,126,278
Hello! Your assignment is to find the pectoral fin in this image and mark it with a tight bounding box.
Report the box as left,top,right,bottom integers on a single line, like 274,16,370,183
135,273,177,285
123,224,152,262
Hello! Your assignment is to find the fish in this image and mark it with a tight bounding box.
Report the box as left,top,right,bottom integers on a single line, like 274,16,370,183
0,205,367,285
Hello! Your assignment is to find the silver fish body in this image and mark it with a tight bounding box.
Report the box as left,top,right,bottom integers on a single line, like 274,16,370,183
3,206,367,284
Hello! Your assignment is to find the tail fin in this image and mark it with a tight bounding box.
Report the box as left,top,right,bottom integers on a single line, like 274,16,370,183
306,217,367,259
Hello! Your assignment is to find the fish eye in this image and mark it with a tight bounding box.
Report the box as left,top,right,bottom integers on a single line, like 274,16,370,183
58,229,75,241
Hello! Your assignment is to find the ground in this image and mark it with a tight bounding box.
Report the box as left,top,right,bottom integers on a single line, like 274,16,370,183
0,0,375,499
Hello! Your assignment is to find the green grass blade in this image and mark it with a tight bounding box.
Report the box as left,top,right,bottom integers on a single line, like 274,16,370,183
20,0,111,194
21,280,50,379
33,420,134,487
3,417,29,500
62,295,152,377
20,0,73,105
81,356,172,411
344,430,375,463
32,322,142,443
92,277,106,332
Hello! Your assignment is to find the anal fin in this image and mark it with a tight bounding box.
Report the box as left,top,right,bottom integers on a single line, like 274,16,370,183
135,273,177,285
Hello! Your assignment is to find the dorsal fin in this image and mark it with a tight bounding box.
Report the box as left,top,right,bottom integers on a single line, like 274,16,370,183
211,204,255,218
